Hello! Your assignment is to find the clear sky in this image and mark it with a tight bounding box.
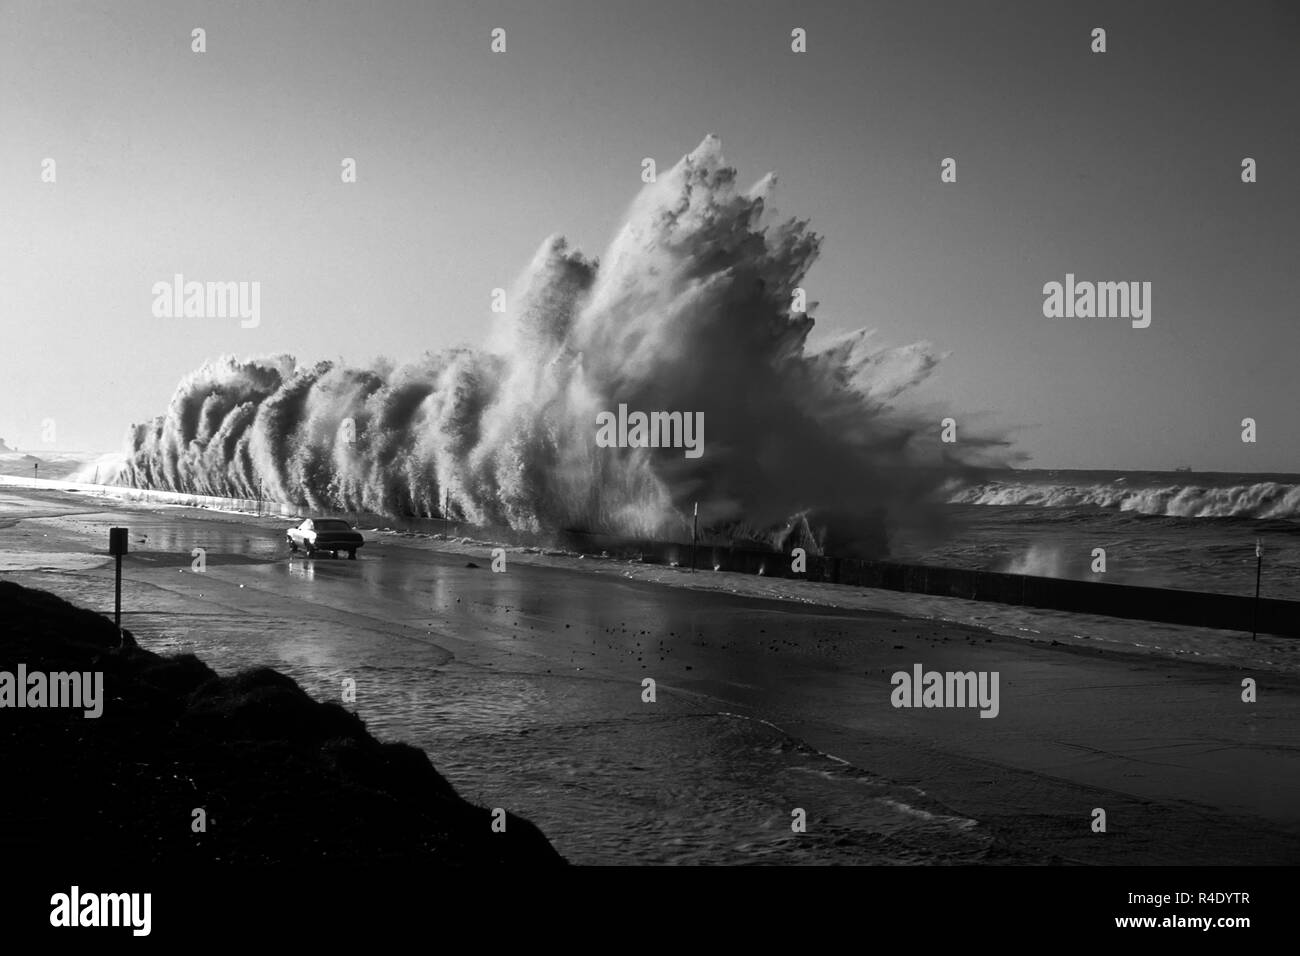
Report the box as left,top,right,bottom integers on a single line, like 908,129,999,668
2,0,1297,471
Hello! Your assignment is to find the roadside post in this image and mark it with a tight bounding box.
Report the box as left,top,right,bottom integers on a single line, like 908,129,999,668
691,502,698,572
109,527,128,631
1253,539,1263,641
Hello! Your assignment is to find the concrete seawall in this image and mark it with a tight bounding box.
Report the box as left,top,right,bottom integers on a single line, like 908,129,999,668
543,532,1299,638
6,476,1295,638
721,548,1298,638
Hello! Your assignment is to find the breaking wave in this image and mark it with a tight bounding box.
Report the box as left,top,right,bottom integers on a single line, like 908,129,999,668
116,136,1013,554
949,480,1300,520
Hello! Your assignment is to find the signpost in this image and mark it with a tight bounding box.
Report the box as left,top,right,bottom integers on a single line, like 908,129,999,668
108,527,128,631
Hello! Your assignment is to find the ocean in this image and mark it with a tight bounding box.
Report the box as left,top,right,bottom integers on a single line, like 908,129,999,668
904,469,1300,602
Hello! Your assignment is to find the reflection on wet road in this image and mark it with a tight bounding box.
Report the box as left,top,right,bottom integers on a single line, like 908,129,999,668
4,494,1011,863
8,489,1297,865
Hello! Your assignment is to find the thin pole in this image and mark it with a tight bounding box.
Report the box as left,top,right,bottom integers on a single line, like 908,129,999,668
1253,539,1262,641
691,502,698,572
114,553,122,629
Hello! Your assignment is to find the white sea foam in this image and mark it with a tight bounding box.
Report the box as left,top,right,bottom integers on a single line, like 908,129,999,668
949,480,1300,519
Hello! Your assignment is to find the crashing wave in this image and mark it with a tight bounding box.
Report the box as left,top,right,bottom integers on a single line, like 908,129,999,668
117,136,1013,553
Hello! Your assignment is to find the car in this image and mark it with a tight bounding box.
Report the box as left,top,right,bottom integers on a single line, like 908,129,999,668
286,518,364,559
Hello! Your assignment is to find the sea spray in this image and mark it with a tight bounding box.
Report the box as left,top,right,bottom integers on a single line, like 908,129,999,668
116,136,1013,553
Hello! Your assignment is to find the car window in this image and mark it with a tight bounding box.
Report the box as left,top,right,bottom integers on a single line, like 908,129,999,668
315,519,351,530
301,520,313,530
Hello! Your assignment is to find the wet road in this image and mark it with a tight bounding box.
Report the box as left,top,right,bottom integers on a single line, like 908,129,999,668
4,487,1300,865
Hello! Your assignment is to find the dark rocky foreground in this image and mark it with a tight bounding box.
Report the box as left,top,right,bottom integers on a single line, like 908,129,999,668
0,580,564,866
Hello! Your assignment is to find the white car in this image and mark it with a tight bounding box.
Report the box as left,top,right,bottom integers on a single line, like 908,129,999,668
286,518,364,559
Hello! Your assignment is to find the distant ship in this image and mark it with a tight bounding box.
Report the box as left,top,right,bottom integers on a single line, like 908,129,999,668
1174,465,1192,472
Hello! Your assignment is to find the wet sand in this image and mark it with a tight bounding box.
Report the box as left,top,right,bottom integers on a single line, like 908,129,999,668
2,485,1298,864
